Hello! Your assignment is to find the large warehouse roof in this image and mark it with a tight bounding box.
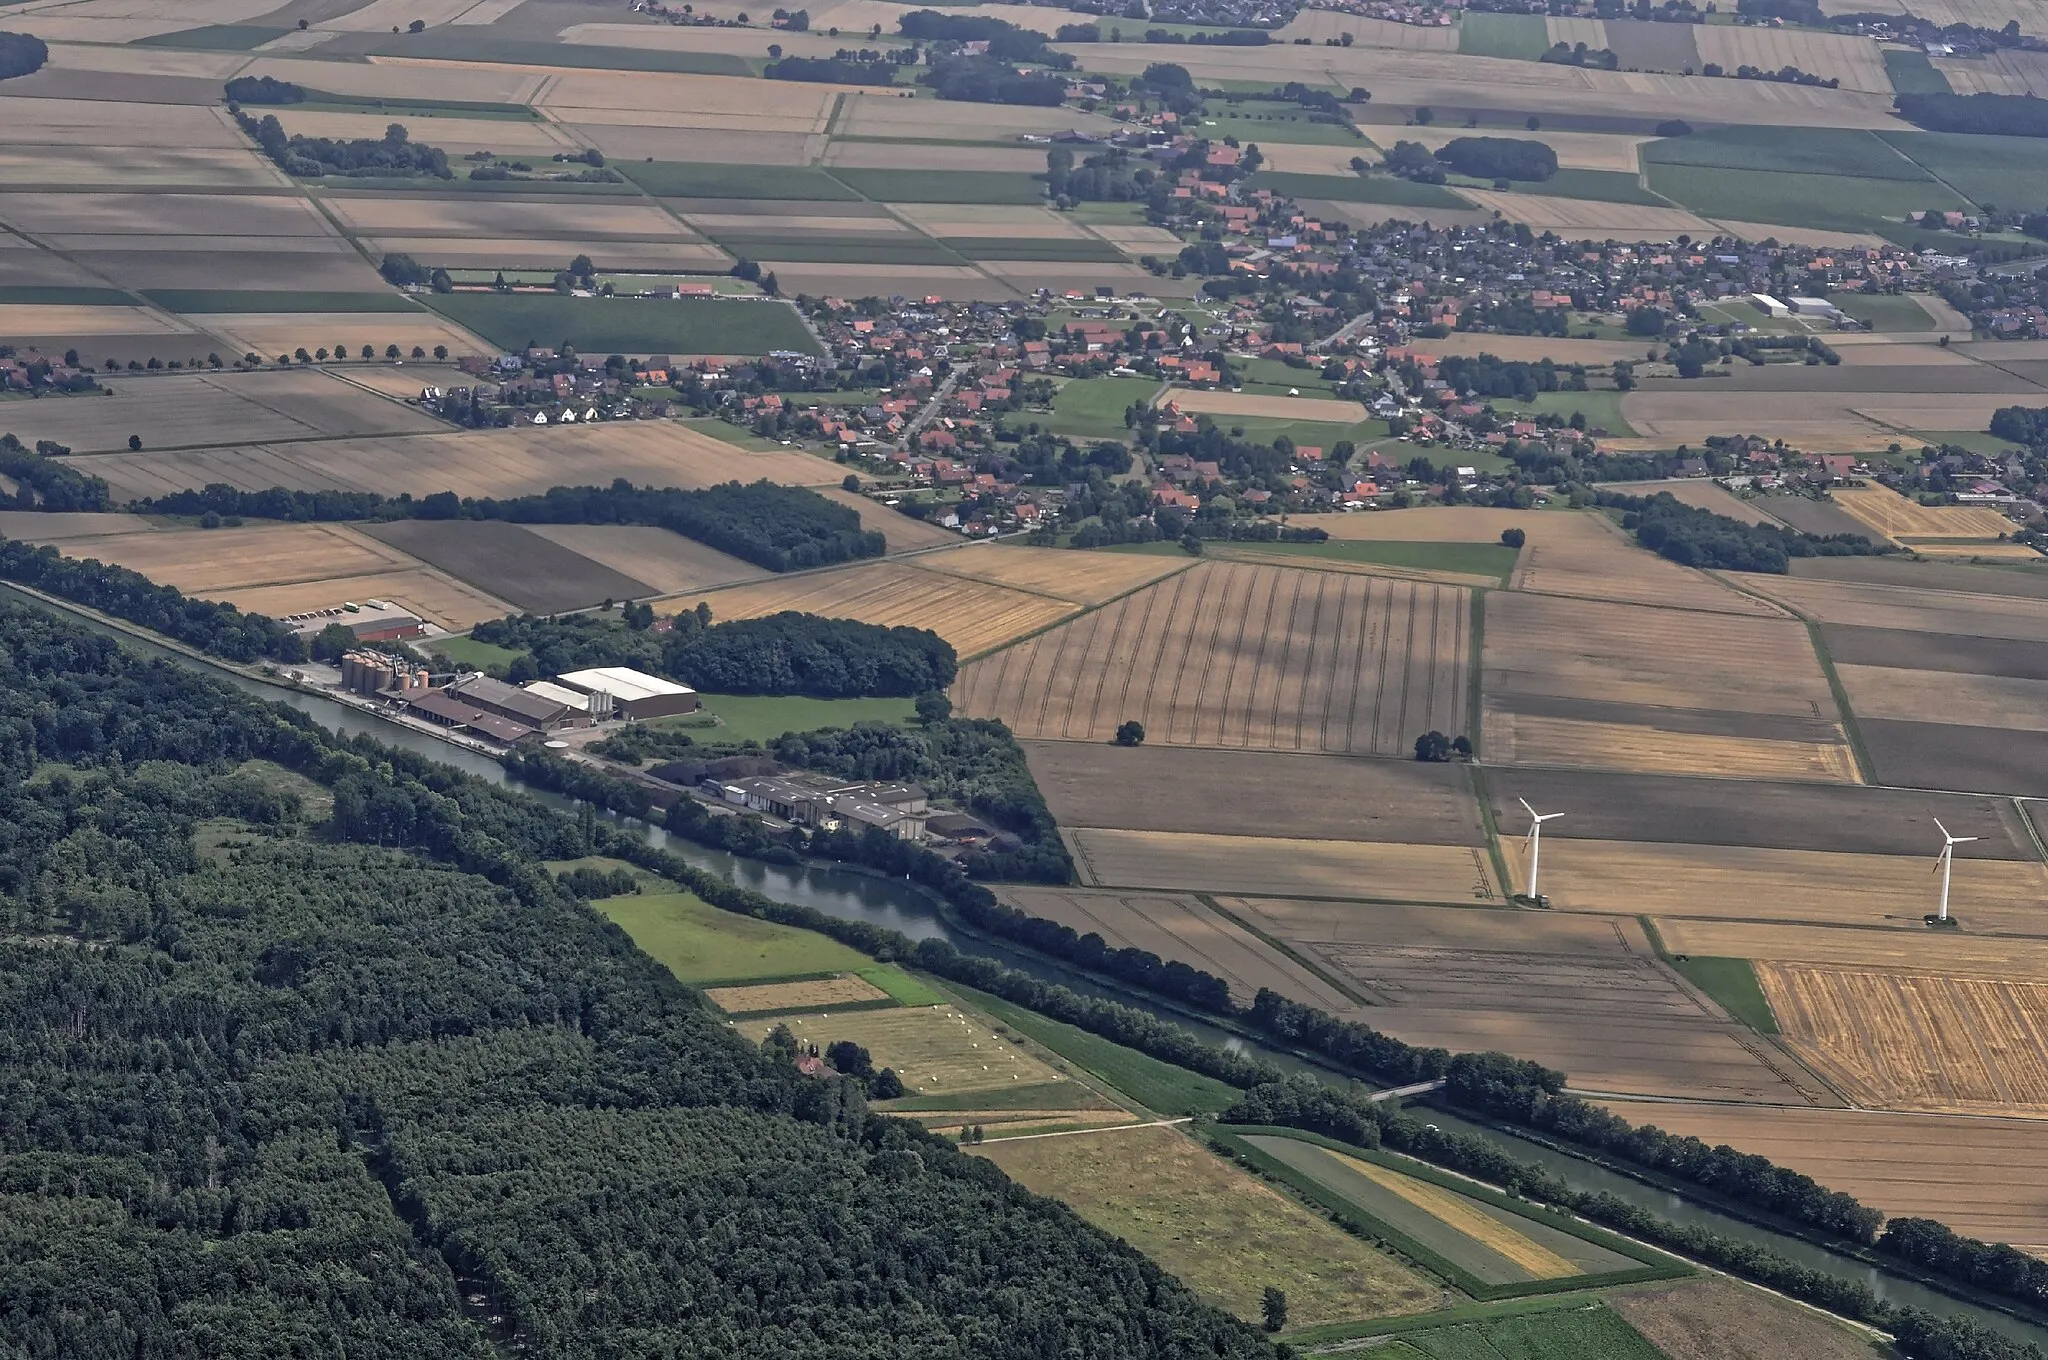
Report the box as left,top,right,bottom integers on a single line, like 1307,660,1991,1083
556,666,697,702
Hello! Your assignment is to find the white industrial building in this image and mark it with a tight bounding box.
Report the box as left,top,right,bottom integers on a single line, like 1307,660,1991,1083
554,666,701,721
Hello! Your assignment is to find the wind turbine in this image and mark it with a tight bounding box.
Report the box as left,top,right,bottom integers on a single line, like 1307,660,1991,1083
1932,818,1976,924
1519,798,1564,904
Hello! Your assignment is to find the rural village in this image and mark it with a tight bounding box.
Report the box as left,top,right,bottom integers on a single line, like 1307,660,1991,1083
2,0,2048,1353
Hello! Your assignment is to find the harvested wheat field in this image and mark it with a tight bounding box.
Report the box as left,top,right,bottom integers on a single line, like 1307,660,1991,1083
1610,1277,1887,1360
1593,1102,2048,1242
954,561,1470,756
1909,541,2044,561
683,560,1076,657
996,886,1361,1012
0,511,148,540
50,522,414,595
702,974,892,1013
977,1123,1436,1327
1655,919,2048,980
738,1004,1063,1097
1831,483,2018,544
1066,829,1501,903
1836,664,2048,734
1597,477,1784,527
74,422,838,502
226,567,514,630
1456,192,1719,240
1021,742,1486,845
1535,838,2048,934
1733,575,2048,642
1692,25,1891,92
814,486,961,553
5,368,441,453
1758,962,2048,1115
521,524,765,596
1484,711,1859,782
916,541,1191,606
0,304,190,339
1163,389,1368,423
1404,126,1651,173
1227,899,1826,1103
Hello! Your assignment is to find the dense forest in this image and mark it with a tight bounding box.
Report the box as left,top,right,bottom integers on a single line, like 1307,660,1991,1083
223,74,305,104
1433,136,1559,182
1894,91,2048,138
0,435,114,511
0,535,303,662
466,606,957,697
1602,489,1888,571
136,478,884,574
0,601,1271,1360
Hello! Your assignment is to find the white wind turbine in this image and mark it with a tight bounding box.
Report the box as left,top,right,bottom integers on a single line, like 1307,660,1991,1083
1932,818,1976,924
1519,798,1564,904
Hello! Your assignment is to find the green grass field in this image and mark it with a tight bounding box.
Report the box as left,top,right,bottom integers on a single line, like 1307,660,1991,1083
1642,125,1929,181
1064,200,1148,224
1670,956,1778,1034
1232,356,1336,395
364,29,752,74
1223,539,1519,583
1043,375,1155,441
298,91,539,119
1882,47,1952,95
1520,389,1635,436
623,161,860,200
596,888,873,984
1486,169,1666,206
1246,171,1473,208
1198,105,1369,147
1209,414,1391,450
677,416,796,452
957,985,1242,1116
1362,1306,1665,1359
858,966,945,1007
421,294,818,356
1642,163,1964,234
142,290,421,314
829,168,1046,204
948,238,1128,262
0,286,133,306
1880,130,2048,207
709,234,962,266
683,693,918,744
430,634,522,671
1829,291,1934,332
317,175,638,195
1458,11,1552,58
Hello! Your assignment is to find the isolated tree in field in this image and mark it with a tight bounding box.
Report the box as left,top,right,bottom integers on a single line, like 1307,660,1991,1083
1414,730,1451,762
915,691,951,725
1115,720,1145,747
407,18,425,31
1500,527,1526,548
1414,105,1434,125
127,434,141,451
1261,1287,1287,1332
433,344,448,359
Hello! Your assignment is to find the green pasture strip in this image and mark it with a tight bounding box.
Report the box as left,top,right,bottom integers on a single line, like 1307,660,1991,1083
0,286,133,306
952,983,1242,1115
1641,124,1931,181
313,176,639,194
858,965,946,1007
1218,539,1518,584
711,234,964,266
1457,11,1552,59
1282,1289,1640,1347
1215,1127,1684,1302
429,634,521,671
1198,414,1391,450
625,161,861,200
1670,956,1779,1034
831,168,1047,204
293,93,540,119
1064,200,1149,224
136,24,287,48
1883,48,1952,95
1828,291,1933,332
1643,163,1964,235
880,1081,1080,1112
420,293,819,356
947,238,1129,262
1042,375,1156,441
595,889,875,984
1245,171,1473,208
1298,1299,1668,1356
1517,389,1635,436
141,290,420,314
1195,108,1369,147
363,29,752,74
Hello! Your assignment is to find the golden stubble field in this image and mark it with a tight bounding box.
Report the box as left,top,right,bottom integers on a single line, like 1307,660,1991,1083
1064,829,1501,903
1535,838,2048,934
914,541,1192,605
1593,1101,2048,1243
1655,918,2048,980
1830,482,2020,543
683,559,1078,657
954,560,1470,756
1757,962,2048,1115
1733,574,2048,641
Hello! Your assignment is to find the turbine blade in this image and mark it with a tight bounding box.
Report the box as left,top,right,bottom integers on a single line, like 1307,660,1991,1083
1519,798,1536,819
1956,836,1979,844
1934,818,1951,841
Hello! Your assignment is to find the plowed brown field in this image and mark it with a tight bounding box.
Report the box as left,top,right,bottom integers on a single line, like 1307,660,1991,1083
954,560,1469,756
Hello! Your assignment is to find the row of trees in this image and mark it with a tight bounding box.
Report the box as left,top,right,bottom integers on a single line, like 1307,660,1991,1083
1895,93,2048,138
0,534,301,662
136,478,886,574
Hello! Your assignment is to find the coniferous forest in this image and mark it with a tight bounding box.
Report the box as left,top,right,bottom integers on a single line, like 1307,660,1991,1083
0,601,1269,1360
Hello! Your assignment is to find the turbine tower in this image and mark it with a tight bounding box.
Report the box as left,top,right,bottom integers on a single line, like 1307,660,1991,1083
1519,798,1564,904
1933,818,1977,923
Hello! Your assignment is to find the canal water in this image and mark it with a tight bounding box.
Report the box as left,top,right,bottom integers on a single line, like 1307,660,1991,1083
33,591,2048,1349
